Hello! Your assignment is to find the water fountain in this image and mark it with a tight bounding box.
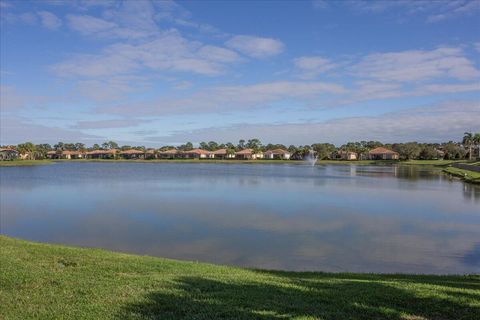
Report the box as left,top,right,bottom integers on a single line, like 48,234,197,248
304,149,318,166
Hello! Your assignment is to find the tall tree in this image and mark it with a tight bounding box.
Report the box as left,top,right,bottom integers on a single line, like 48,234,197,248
474,133,480,160
463,132,474,160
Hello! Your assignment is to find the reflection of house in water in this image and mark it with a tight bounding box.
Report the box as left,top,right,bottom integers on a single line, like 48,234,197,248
368,147,399,160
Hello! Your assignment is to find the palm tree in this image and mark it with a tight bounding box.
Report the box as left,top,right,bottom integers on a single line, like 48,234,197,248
474,133,480,160
463,132,474,160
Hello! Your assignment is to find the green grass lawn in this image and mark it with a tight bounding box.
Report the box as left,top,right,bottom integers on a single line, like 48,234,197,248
443,166,480,184
1,236,478,320
0,159,54,167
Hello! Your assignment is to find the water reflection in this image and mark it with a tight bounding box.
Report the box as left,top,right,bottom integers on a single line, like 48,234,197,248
1,162,479,274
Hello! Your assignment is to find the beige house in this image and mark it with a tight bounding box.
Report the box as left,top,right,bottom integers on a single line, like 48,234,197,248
181,149,211,159
264,149,291,160
46,150,85,159
235,149,263,160
337,151,358,161
158,149,179,159
211,149,235,159
119,149,145,159
368,147,399,160
86,149,118,159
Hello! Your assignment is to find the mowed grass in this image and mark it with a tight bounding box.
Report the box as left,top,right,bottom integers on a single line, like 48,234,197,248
0,159,54,166
443,166,480,184
1,236,479,320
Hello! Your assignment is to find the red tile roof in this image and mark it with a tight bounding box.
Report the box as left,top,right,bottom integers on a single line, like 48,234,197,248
212,149,227,155
368,147,398,155
264,149,290,155
158,149,179,154
119,149,144,155
235,148,253,155
184,148,211,155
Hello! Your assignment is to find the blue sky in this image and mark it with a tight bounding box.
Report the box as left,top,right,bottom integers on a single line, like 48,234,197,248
1,0,479,146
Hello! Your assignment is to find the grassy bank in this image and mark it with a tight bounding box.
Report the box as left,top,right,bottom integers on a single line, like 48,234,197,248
443,166,480,184
0,159,54,167
1,236,478,320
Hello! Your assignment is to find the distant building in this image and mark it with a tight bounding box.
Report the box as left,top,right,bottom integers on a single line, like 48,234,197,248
335,151,358,161
368,147,399,160
86,149,118,159
0,148,19,160
158,149,179,159
235,149,263,160
180,149,211,159
119,149,145,159
211,149,235,159
263,149,291,160
145,149,156,159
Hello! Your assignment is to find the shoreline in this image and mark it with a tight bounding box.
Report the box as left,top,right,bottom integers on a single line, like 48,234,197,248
1,235,478,319
0,158,467,167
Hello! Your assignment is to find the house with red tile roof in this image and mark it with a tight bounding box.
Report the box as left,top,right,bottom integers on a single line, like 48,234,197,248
368,147,399,160
235,149,263,160
263,149,291,160
119,149,145,159
158,149,180,159
211,149,235,159
180,149,212,159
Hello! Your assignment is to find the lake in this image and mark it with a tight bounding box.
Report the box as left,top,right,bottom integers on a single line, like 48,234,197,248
1,162,479,274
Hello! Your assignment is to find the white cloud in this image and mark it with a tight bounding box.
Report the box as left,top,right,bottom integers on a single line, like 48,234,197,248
37,11,62,30
226,35,284,58
352,47,480,82
52,30,241,77
98,81,346,116
149,100,480,145
293,56,336,79
0,116,100,145
71,119,147,129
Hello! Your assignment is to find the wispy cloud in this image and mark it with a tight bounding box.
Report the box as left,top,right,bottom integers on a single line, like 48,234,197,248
148,100,480,145
71,119,148,130
226,35,284,58
313,0,480,23
351,47,480,82
293,56,337,79
52,30,241,77
37,10,62,30
98,81,346,116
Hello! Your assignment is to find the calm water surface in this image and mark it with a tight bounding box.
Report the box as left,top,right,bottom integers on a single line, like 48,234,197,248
1,162,479,274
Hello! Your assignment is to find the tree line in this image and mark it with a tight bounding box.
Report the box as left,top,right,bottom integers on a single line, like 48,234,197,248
4,132,479,161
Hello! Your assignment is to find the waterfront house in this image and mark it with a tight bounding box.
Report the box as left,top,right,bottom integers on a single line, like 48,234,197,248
62,151,85,159
211,149,235,159
336,150,358,161
264,149,291,160
119,149,145,159
235,149,264,160
86,149,118,159
158,149,179,159
368,147,399,160
0,148,19,160
145,149,156,159
181,149,211,159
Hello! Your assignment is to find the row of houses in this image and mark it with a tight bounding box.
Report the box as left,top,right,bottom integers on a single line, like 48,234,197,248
1,146,400,161
43,148,294,160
